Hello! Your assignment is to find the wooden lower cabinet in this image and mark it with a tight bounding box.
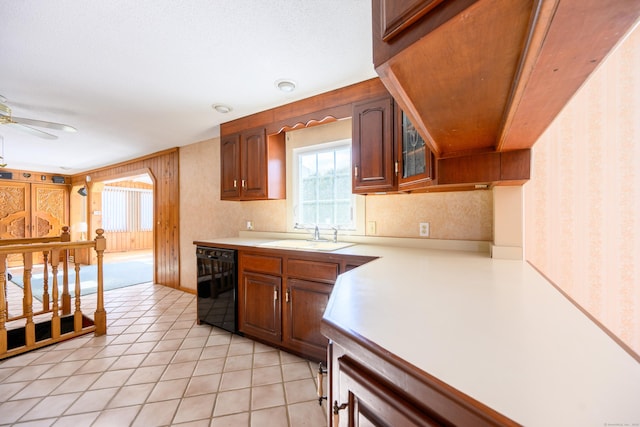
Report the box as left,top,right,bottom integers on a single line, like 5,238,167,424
284,278,333,361
336,355,438,427
240,271,282,342
324,332,519,427
238,249,374,362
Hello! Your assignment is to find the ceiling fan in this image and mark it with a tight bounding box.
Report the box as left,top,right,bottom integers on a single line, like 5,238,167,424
0,95,77,139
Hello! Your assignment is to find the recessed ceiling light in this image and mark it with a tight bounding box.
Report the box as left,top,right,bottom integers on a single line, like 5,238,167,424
275,79,296,93
212,104,232,114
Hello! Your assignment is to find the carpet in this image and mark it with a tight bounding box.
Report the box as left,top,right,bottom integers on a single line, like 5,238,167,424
9,261,153,301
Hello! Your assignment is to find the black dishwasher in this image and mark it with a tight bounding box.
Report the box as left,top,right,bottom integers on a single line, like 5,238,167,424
196,246,238,334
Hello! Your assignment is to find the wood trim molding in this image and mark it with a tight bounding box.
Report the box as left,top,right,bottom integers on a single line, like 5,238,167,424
221,79,389,136
71,149,180,289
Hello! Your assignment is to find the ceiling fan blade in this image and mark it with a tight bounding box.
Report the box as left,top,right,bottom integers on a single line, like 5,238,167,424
7,122,59,139
11,116,77,132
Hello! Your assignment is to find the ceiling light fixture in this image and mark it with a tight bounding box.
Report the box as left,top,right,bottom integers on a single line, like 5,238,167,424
212,104,232,114
275,79,296,93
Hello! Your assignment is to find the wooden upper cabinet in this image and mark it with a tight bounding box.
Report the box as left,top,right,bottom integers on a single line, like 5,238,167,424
352,96,396,194
379,0,446,42
220,128,285,201
372,0,640,158
241,128,268,199
396,108,434,191
220,133,241,199
352,96,436,194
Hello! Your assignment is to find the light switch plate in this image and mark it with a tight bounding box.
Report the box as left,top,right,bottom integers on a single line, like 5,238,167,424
367,221,376,235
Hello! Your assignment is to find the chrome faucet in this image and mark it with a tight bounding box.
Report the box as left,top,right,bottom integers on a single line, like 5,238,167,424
294,223,328,242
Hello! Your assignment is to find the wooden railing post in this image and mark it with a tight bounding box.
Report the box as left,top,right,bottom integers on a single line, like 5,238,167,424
42,251,50,311
23,252,35,347
61,226,71,315
0,254,7,355
50,249,61,339
93,229,107,336
73,252,82,333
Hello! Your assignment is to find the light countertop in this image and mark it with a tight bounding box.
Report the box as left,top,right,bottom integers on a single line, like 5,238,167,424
194,235,640,426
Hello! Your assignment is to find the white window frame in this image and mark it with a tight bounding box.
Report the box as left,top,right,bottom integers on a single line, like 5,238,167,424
285,120,365,236
292,139,355,231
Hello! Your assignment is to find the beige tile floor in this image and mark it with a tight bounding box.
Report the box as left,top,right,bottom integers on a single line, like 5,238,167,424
0,282,328,426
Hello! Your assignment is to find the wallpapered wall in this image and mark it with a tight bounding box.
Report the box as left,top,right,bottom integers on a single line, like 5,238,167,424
524,24,640,356
179,131,493,291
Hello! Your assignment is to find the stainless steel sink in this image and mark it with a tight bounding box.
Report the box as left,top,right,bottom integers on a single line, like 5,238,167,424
258,239,354,252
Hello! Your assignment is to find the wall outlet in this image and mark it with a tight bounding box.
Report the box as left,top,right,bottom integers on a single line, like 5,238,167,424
419,222,430,237
367,221,376,235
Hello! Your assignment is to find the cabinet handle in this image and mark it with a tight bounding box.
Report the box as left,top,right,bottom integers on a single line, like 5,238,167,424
354,165,358,178
395,161,399,175
241,179,246,188
333,401,348,426
285,289,290,303
274,289,278,301
233,179,237,188
317,362,327,405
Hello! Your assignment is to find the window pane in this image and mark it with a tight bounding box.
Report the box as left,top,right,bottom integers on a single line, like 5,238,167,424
302,177,316,200
336,174,351,199
335,201,352,224
318,176,334,200
335,148,350,171
300,154,317,177
301,202,317,224
317,201,335,224
294,141,354,230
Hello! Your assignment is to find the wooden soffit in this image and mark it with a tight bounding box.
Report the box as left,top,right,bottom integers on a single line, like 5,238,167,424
375,0,640,158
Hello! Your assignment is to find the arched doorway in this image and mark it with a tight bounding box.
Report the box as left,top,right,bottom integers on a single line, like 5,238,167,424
70,171,154,289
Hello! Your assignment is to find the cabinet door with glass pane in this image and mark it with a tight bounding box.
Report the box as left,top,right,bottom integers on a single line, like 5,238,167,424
396,107,434,191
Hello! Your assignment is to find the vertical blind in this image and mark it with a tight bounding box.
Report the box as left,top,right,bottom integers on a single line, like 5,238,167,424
102,186,153,232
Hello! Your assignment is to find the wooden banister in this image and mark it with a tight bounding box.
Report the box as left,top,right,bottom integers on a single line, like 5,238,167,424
0,228,107,359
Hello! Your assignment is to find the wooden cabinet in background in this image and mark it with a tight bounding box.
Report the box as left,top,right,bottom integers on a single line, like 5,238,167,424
0,181,69,266
0,181,30,240
220,128,286,201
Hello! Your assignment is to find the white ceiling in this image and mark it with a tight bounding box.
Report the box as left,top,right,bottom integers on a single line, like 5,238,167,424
0,0,377,174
